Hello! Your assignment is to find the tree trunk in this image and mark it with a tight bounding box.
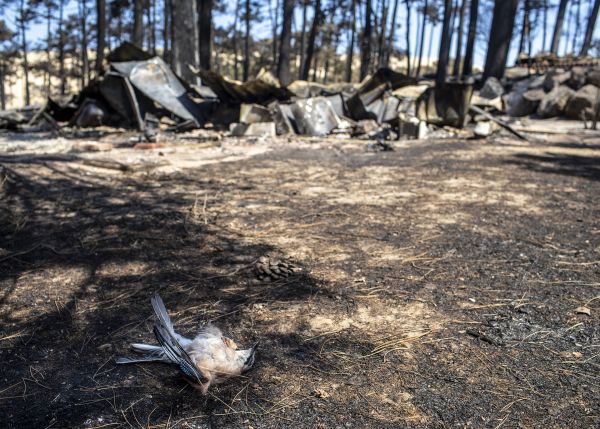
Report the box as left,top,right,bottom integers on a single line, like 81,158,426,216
277,0,293,85
426,16,435,71
133,0,144,47
571,0,581,53
232,0,240,80
163,0,171,63
243,0,250,81
405,0,411,76
377,0,389,67
581,0,600,56
385,0,399,66
518,0,530,55
482,0,518,81
452,0,466,77
550,0,568,55
462,0,478,76
302,0,322,80
18,0,31,106
198,0,213,70
345,0,357,81
79,0,90,87
435,0,452,86
299,0,307,78
444,0,457,67
58,0,66,95
413,0,422,75
45,4,52,95
416,0,428,77
151,0,157,53
96,0,106,76
0,63,6,110
542,0,548,52
171,0,199,83
563,1,572,55
272,0,280,66
360,0,373,80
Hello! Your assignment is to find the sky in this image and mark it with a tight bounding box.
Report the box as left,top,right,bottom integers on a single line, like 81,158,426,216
2,0,599,73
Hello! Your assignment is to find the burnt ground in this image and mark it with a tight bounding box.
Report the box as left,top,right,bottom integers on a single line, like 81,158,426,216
0,131,599,428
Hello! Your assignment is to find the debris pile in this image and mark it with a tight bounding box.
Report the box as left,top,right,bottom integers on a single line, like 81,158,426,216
1,42,598,140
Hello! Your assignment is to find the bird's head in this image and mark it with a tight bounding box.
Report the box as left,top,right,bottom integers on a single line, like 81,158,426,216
236,341,259,373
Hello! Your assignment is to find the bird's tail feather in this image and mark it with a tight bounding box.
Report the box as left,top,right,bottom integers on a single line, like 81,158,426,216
151,293,175,336
131,343,163,353
116,354,170,364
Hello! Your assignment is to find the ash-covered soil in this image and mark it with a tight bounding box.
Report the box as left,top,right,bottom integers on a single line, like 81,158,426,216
0,132,599,428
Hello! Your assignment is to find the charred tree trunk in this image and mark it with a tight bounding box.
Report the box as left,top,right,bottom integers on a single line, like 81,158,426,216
78,0,90,88
345,0,357,81
436,0,452,86
0,63,6,110
385,0,399,66
452,0,466,77
96,0,106,75
462,0,478,76
133,0,144,47
581,0,600,56
299,0,308,78
243,0,250,81
571,0,581,53
277,0,293,85
171,0,198,83
482,0,518,81
163,0,171,63
232,0,240,80
18,0,31,106
377,0,389,67
518,0,530,55
45,3,52,95
360,0,373,80
58,0,66,95
550,0,568,55
416,0,428,77
405,0,411,76
413,0,422,75
272,0,280,66
302,0,322,80
444,0,457,68
198,0,213,70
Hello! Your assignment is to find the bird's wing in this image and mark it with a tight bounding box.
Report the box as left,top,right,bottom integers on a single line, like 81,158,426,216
153,324,208,384
151,293,175,336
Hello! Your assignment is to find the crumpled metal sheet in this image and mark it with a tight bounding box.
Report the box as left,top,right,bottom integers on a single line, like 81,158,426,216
290,97,341,136
195,69,294,105
111,57,205,126
98,72,144,129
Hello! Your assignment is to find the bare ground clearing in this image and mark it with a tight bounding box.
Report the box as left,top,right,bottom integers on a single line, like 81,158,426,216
0,131,599,428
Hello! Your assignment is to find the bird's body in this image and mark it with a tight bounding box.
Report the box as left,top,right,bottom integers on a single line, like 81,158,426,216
117,294,257,394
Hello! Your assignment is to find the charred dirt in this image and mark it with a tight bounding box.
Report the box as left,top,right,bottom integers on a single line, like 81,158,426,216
0,132,599,428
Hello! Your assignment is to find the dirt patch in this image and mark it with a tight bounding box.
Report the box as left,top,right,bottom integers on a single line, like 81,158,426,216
1,132,599,428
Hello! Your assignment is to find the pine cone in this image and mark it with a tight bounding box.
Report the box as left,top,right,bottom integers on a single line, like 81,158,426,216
252,255,301,282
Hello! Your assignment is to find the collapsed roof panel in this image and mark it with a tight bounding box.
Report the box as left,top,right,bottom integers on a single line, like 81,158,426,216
111,57,205,126
194,69,294,105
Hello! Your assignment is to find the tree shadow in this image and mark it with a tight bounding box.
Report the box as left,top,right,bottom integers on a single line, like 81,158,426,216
505,152,600,181
0,158,323,428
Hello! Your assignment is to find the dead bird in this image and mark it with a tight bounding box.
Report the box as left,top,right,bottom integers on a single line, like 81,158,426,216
117,294,258,394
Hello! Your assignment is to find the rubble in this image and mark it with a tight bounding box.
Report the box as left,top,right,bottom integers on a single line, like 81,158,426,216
2,43,599,143
291,97,341,136
480,77,504,99
565,85,600,120
230,122,276,137
537,86,575,118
